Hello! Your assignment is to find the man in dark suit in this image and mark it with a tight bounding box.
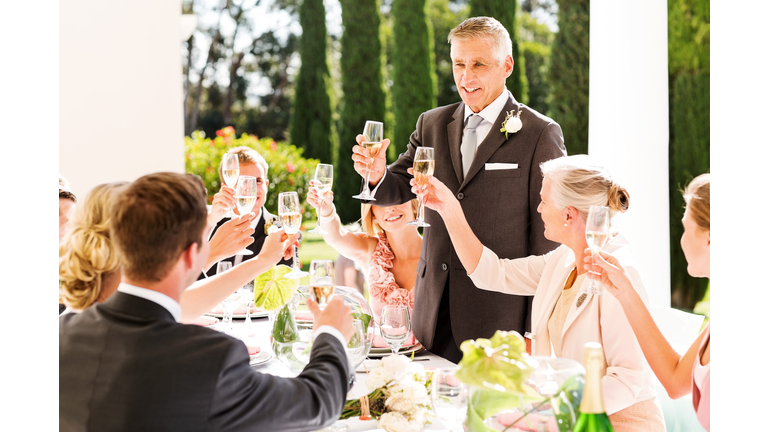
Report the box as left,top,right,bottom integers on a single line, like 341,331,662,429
60,172,354,432
352,17,566,363
201,146,294,279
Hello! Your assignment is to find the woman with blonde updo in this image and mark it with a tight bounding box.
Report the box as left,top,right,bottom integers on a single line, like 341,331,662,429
59,182,127,312
59,182,297,319
419,155,664,431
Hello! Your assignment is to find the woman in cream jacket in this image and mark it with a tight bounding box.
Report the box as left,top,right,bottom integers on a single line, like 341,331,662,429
414,155,665,431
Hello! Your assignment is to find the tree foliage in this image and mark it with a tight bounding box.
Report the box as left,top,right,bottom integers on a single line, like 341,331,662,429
547,0,589,156
337,0,388,223
668,0,710,310
519,12,553,115
290,0,337,164
470,0,528,103
391,0,437,156
427,0,469,108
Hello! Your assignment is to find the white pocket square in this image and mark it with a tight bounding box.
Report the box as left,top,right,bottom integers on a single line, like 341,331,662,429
485,163,518,170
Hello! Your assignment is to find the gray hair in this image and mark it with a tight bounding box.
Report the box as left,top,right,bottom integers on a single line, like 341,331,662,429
448,16,513,66
540,155,630,221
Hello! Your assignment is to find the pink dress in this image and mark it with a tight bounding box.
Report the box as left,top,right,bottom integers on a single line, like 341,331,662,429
368,233,416,346
692,323,710,431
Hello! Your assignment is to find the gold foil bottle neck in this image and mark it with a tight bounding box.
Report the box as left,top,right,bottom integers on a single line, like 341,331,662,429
579,342,607,414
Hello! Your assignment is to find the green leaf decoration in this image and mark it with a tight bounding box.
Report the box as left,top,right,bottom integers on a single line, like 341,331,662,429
253,265,298,311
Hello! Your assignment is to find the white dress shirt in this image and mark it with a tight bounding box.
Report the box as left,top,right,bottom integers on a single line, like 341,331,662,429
118,283,182,322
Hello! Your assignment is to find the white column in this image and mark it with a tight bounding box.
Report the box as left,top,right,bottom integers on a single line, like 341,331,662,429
589,1,670,306
60,0,184,199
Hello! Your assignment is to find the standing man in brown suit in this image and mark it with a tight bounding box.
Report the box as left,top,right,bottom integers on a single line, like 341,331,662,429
352,17,566,363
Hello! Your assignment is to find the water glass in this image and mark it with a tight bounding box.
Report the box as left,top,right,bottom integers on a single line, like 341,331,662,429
431,368,469,432
380,305,411,355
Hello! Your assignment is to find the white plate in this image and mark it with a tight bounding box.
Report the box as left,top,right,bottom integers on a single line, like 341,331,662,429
205,310,269,319
367,343,424,358
249,351,272,366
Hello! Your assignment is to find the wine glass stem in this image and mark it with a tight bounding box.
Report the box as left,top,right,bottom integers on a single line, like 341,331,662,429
417,197,425,222
245,301,252,327
362,164,372,195
292,246,300,272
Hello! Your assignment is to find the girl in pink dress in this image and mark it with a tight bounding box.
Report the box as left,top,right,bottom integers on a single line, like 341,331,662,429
308,182,421,346
589,173,710,431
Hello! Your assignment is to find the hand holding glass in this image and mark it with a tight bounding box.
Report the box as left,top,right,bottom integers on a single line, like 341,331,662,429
581,205,611,295
352,121,384,201
308,164,333,234
380,305,411,355
309,259,334,310
278,192,308,279
408,147,434,227
431,368,469,432
221,154,240,218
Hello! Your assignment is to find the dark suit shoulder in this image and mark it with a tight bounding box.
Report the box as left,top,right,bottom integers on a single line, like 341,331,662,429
520,103,559,128
419,101,463,125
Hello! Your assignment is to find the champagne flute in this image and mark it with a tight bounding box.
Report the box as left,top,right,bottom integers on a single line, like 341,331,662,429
581,205,611,295
431,368,469,432
308,164,333,234
220,292,241,334
352,120,384,201
380,305,411,355
233,176,258,256
408,147,435,227
309,260,334,310
278,192,308,279
221,154,240,218
239,281,255,336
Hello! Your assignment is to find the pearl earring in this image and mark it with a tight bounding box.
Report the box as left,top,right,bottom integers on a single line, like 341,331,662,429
564,223,568,227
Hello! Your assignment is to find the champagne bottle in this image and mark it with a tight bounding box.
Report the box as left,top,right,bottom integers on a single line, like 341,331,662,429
573,342,614,432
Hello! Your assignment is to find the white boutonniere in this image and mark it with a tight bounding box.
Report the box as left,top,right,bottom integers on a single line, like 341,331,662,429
500,109,523,139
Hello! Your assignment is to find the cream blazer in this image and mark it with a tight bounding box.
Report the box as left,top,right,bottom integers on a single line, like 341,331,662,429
468,234,657,415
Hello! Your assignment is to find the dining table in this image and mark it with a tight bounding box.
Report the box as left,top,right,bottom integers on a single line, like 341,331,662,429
211,312,459,432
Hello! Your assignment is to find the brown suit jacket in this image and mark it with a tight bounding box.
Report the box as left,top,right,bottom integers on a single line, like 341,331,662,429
373,92,566,350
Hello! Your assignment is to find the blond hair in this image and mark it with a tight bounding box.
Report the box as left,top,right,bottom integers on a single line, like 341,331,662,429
360,200,420,237
683,173,710,231
447,16,513,65
218,146,269,183
540,155,630,220
59,182,128,310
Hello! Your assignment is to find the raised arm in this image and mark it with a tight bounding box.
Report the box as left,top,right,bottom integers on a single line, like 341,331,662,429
307,181,376,271
419,174,544,295
203,213,257,272
588,249,701,399
179,230,299,322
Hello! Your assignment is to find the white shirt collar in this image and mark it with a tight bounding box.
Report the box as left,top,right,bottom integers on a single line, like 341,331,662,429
463,88,511,125
117,283,182,322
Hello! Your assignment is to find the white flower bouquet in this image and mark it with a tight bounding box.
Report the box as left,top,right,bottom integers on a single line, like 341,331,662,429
340,355,432,432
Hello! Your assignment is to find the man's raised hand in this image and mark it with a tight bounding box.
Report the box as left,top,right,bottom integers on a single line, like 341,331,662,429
352,136,390,186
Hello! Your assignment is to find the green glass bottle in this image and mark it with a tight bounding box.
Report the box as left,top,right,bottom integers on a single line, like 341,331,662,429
573,342,614,432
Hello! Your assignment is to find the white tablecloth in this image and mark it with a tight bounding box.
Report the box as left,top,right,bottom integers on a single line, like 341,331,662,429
224,315,458,431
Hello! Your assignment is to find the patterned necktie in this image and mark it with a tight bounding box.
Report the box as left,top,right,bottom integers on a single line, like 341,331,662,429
461,114,484,178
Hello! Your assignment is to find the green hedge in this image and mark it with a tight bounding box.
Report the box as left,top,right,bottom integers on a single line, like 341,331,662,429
547,0,589,156
185,127,319,219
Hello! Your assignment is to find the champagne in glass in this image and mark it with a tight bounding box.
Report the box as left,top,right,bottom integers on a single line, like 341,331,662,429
573,343,615,432
308,164,334,234
380,305,411,355
581,206,611,295
221,154,240,218
278,192,308,279
309,260,334,309
408,147,435,227
232,176,258,256
352,120,384,201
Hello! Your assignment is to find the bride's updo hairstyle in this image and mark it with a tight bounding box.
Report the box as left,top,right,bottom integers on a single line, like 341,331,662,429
540,155,630,220
683,173,710,232
59,182,128,310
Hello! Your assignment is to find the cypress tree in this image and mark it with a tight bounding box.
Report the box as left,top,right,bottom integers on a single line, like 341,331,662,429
547,0,589,156
337,0,387,223
668,0,710,310
290,0,337,163
391,0,437,157
470,0,528,103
